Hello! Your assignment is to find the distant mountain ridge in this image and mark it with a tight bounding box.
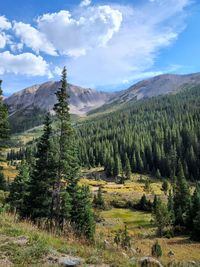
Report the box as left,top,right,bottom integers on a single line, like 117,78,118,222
5,72,200,120
5,81,115,116
107,72,200,105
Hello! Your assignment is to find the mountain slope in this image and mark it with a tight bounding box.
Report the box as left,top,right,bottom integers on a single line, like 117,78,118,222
89,72,200,115
5,81,115,116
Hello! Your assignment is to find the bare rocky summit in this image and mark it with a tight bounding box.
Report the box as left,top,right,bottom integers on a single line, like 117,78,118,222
5,72,200,117
5,81,115,115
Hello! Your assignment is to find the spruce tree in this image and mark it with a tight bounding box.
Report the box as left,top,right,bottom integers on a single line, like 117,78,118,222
152,199,171,237
113,155,122,177
0,80,9,141
0,172,6,191
53,67,79,229
93,186,105,210
124,154,131,179
173,170,190,226
162,180,169,195
152,240,162,258
71,186,95,240
0,81,9,190
27,114,54,223
7,161,30,217
192,211,200,241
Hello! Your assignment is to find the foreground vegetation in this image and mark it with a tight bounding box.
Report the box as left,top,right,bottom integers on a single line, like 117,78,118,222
1,72,200,266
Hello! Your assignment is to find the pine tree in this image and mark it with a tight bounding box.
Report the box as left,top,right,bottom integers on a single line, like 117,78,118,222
0,172,6,191
113,155,122,177
124,154,131,179
192,211,200,241
27,114,54,223
7,161,30,217
152,199,171,237
162,180,169,195
53,67,79,229
167,190,175,222
152,240,162,258
0,80,9,141
121,225,131,249
0,81,9,191
173,170,190,226
93,186,105,210
71,186,95,240
139,194,148,211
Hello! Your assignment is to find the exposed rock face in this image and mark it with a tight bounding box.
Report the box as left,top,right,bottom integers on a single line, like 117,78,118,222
5,72,200,117
5,81,115,115
109,73,200,104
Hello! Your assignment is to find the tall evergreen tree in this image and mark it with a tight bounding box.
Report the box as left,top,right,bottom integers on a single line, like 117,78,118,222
0,172,6,191
27,114,54,223
53,67,79,229
124,154,131,179
173,171,190,225
0,80,9,141
0,80,9,190
71,186,95,240
7,161,30,217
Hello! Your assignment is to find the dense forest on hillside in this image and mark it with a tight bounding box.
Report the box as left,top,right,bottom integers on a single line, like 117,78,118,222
77,86,200,181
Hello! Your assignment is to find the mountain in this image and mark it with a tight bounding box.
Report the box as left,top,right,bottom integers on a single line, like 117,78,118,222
5,72,200,133
112,73,200,102
5,81,115,116
89,72,200,115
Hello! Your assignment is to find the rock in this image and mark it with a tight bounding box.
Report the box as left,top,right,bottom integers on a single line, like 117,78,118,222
47,255,58,264
130,248,137,255
13,236,28,246
59,256,84,266
0,258,13,266
122,252,128,258
103,240,110,249
168,250,175,257
129,257,137,264
188,261,196,265
137,257,163,267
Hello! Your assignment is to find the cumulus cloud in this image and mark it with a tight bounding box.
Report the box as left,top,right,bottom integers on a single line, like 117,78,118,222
13,22,57,56
0,16,11,49
0,0,193,87
66,0,191,86
0,16,11,30
80,0,91,7
0,51,51,77
0,32,7,49
13,5,122,57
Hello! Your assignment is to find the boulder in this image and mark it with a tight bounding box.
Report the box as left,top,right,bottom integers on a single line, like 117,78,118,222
59,256,84,266
168,250,175,257
137,257,163,267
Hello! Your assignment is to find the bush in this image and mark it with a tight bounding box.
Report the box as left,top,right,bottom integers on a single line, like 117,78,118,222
151,240,162,258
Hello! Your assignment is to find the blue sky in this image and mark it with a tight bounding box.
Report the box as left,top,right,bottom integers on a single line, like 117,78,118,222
0,0,199,95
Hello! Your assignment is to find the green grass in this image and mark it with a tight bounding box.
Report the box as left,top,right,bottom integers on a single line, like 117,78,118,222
99,208,153,237
0,212,134,267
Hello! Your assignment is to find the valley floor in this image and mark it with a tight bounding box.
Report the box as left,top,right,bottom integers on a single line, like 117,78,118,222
0,166,200,266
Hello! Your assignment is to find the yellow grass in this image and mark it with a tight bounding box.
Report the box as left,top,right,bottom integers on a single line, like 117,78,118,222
0,162,18,181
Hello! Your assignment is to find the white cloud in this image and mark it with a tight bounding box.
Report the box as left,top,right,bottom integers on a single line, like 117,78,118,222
0,16,11,30
0,0,192,89
14,5,122,57
66,0,191,86
53,66,63,76
0,51,51,77
80,0,91,7
0,32,7,49
13,22,57,56
0,16,11,49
